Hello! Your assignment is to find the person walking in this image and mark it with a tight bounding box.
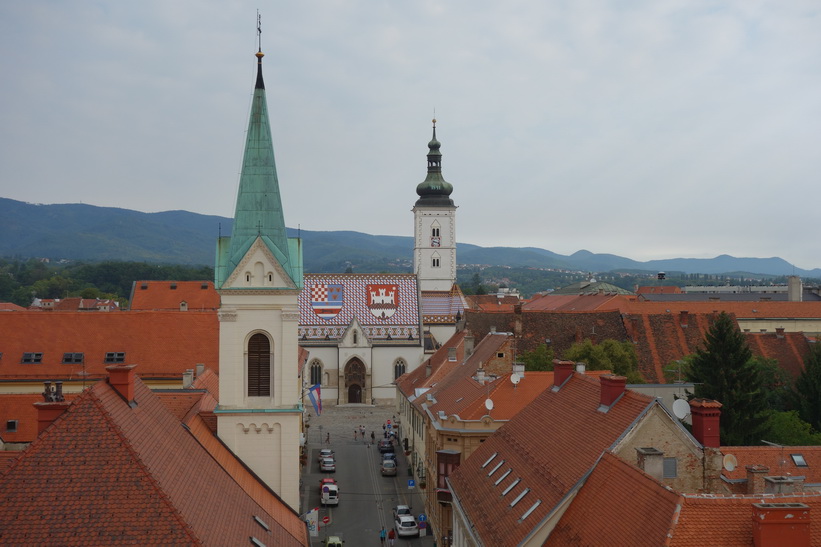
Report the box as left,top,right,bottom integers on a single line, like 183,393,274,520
388,527,396,546
379,527,387,545
325,432,330,444
371,431,375,443
353,429,357,441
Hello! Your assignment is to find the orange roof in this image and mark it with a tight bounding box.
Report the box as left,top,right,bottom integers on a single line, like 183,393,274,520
524,293,623,311
615,296,821,319
0,311,219,381
721,446,821,483
395,330,467,398
456,372,553,420
0,374,308,545
464,294,522,312
448,373,654,547
129,280,221,311
636,285,683,295
0,302,26,312
0,392,81,444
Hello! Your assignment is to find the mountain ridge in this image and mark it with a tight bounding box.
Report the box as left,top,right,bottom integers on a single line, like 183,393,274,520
3,197,819,277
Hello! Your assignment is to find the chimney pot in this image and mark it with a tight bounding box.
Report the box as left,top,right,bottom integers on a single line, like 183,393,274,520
599,375,627,409
512,362,525,378
553,360,574,389
182,369,194,389
752,503,810,547
746,465,770,495
106,364,138,404
775,327,785,338
475,368,486,384
196,363,205,377
690,398,722,448
575,362,586,373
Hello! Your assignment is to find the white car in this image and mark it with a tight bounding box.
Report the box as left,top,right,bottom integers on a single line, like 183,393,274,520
393,505,411,520
394,514,418,537
320,457,336,473
318,448,335,462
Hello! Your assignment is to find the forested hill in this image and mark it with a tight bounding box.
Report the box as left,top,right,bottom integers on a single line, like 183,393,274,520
2,197,820,277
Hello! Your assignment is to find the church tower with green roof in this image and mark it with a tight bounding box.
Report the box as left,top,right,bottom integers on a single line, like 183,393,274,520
214,39,302,511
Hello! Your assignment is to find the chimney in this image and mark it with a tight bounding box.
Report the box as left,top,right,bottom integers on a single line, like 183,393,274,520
787,275,803,302
764,476,802,495
475,368,486,384
746,465,770,495
553,360,574,388
575,362,586,374
752,503,810,547
775,327,785,339
34,383,71,433
425,363,432,378
182,369,194,389
512,361,525,378
679,310,689,328
636,447,664,481
107,364,137,404
599,375,627,409
196,363,205,377
690,399,722,448
490,326,497,334
465,335,475,356
448,347,457,362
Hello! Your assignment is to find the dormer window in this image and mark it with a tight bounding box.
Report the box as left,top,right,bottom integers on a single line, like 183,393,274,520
791,454,809,467
62,352,84,364
22,352,42,364
105,352,126,363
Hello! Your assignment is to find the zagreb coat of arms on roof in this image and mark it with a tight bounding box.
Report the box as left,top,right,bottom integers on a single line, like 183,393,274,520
310,284,344,320
366,284,398,319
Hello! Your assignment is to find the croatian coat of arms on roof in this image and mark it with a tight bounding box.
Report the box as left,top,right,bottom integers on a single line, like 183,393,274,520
366,284,399,319
310,283,344,320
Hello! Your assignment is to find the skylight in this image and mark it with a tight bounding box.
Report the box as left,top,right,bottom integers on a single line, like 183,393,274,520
510,487,530,507
481,452,498,468
502,478,521,496
494,469,512,486
253,515,271,531
519,500,542,522
791,454,808,467
488,460,505,477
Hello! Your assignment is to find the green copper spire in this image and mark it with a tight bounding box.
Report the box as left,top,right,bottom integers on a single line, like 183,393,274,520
415,118,454,207
215,46,302,289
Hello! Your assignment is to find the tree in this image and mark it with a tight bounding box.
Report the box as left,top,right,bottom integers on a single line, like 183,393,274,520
563,339,644,383
519,343,554,371
686,311,767,446
761,410,821,446
793,342,821,431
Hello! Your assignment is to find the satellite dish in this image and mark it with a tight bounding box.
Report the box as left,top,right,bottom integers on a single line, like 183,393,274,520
510,373,520,385
672,398,690,420
485,398,494,411
723,454,738,472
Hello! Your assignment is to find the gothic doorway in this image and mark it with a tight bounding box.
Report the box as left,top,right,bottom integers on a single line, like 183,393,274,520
344,358,366,404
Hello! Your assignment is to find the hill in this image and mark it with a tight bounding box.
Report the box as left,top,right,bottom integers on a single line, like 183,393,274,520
2,197,820,277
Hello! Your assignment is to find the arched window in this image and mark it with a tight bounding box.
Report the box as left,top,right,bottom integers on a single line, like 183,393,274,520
353,330,358,345
247,333,271,397
432,257,440,268
310,359,323,386
394,359,407,380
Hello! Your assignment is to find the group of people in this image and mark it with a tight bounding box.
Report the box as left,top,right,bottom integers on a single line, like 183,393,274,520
379,526,396,546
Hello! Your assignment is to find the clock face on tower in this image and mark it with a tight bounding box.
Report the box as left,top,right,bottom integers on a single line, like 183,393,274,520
430,236,441,247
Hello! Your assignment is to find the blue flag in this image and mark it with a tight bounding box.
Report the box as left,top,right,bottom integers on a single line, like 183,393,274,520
308,383,322,416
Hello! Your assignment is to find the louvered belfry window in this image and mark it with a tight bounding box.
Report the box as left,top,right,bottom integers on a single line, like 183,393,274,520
248,333,271,397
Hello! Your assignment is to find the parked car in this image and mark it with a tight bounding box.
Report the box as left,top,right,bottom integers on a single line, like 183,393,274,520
378,439,393,453
393,505,411,520
323,535,344,546
394,514,419,537
320,457,336,473
318,448,335,462
383,452,397,463
320,478,339,506
381,459,397,476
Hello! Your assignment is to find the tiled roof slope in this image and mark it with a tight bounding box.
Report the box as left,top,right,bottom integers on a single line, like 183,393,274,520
192,367,219,399
0,375,308,546
746,331,811,378
0,311,218,380
617,296,821,319
0,393,80,444
420,284,467,324
455,372,553,420
524,293,623,311
129,280,220,311
448,373,654,547
464,294,522,312
395,330,467,399
546,452,681,546
721,445,821,483
0,302,29,311
637,285,683,295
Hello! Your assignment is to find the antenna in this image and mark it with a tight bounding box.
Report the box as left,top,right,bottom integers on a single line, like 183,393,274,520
672,398,690,420
722,453,737,472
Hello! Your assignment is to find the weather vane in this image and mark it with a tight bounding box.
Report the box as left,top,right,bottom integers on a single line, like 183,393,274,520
257,11,262,51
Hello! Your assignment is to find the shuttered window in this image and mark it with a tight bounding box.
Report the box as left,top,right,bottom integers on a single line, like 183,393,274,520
248,334,271,397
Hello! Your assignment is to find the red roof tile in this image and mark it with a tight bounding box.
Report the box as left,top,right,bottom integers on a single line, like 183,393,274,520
128,280,220,311
0,392,80,443
720,445,821,483
0,374,308,545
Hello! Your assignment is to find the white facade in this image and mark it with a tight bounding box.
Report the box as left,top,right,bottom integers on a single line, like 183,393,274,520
413,206,457,292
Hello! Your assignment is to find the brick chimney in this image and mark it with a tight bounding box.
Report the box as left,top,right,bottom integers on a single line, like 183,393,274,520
553,360,574,389
765,476,802,495
746,465,770,495
775,327,785,339
690,399,722,448
107,364,138,404
599,375,627,409
679,310,689,328
752,503,810,547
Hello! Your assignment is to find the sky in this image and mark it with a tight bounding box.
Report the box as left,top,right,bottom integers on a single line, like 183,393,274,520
1,2,819,269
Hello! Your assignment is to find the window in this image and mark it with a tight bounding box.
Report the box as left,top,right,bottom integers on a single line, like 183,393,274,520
353,330,358,345
394,359,407,380
6,420,18,433
248,333,271,397
431,227,440,237
267,273,273,282
497,352,505,358
432,257,440,268
437,451,461,489
62,352,84,364
170,283,177,290
104,352,125,363
791,454,808,467
22,352,43,364
663,457,678,478
310,359,323,385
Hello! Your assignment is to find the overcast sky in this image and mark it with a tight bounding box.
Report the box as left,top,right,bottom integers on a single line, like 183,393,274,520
1,2,819,269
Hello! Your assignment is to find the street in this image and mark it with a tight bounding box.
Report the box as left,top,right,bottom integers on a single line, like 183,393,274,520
301,405,434,546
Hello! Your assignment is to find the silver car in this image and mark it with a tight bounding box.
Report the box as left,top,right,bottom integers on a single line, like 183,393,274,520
381,459,397,476
394,514,418,537
320,457,336,473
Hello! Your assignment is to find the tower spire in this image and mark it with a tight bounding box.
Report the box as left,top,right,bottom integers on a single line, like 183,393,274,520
415,118,454,207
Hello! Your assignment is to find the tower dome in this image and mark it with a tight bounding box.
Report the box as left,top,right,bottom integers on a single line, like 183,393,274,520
415,119,454,207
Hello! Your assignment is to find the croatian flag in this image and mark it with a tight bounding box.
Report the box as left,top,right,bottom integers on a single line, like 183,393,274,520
308,383,322,416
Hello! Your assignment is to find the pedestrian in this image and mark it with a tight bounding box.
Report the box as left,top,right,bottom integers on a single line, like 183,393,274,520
353,429,357,441
388,527,396,546
325,432,330,444
379,527,387,545
371,431,375,442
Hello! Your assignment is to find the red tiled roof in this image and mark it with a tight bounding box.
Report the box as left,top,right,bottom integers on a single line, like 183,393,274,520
456,372,553,420
616,296,821,319
0,375,308,545
0,392,80,444
464,294,522,312
395,330,467,398
129,280,221,311
546,452,681,546
191,367,219,399
720,445,821,483
0,302,27,312
746,331,812,378
448,373,654,547
0,311,219,381
524,293,623,311
637,285,683,295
